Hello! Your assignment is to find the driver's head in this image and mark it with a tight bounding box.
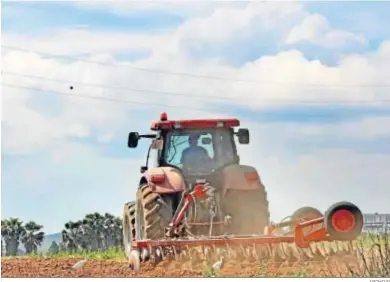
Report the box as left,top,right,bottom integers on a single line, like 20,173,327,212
188,133,200,146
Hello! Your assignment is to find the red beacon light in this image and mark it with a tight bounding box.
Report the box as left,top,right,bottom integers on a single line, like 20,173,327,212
160,112,168,121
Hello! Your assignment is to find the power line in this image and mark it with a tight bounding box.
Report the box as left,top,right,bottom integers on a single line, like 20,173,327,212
3,83,390,118
1,71,239,102
1,83,216,112
3,45,390,88
3,71,390,104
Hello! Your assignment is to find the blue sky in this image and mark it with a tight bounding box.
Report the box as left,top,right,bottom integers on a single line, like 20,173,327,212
2,1,390,234
1,2,185,34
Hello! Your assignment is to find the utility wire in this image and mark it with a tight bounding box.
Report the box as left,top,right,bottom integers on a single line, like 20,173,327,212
1,71,242,102
3,83,390,118
3,71,390,104
1,83,217,112
3,45,390,88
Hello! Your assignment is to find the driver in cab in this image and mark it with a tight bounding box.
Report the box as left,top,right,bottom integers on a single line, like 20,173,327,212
180,133,212,171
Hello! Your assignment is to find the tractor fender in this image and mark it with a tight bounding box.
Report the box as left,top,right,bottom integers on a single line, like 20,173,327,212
140,167,186,194
220,164,265,196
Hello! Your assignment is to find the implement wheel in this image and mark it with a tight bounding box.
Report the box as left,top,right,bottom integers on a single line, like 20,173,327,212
325,201,363,241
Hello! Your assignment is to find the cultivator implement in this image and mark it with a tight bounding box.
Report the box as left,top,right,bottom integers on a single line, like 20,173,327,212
127,184,364,273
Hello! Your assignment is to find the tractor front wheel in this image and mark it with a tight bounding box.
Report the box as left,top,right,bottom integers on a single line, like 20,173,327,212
123,201,136,258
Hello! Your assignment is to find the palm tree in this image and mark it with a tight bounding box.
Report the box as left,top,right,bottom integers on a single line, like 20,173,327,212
103,213,117,249
1,237,5,256
59,212,125,252
1,218,26,256
82,213,105,251
20,221,45,254
112,216,123,248
61,221,81,253
103,214,123,248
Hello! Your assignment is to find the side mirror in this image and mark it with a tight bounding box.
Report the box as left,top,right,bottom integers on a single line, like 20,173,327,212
140,166,148,173
128,132,140,148
201,137,212,145
237,128,249,144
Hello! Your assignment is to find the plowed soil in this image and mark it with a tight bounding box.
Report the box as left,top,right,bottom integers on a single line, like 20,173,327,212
1,254,361,277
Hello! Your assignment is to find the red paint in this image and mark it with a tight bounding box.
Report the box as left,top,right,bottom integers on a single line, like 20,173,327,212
245,172,258,182
173,194,193,227
193,184,206,198
145,167,186,194
331,209,355,232
160,112,168,121
150,174,165,183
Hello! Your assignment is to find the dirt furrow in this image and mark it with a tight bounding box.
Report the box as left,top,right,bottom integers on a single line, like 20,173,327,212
1,254,362,278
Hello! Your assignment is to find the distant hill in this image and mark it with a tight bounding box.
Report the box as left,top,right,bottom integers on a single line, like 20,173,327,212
3,232,61,255
38,232,62,253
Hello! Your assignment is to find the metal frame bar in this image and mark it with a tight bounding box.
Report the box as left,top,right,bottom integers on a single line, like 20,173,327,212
132,215,332,249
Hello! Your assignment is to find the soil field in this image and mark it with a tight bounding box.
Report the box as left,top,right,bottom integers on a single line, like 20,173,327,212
1,254,362,278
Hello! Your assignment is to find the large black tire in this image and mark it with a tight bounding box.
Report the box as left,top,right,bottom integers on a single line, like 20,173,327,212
324,201,363,241
222,189,270,235
135,184,174,240
123,201,136,258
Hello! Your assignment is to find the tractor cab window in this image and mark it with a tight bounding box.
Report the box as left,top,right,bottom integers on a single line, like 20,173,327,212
164,131,215,173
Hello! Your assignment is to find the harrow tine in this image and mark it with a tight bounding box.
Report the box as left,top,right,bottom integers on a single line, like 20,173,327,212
141,247,149,262
323,241,335,256
308,243,326,260
266,244,273,259
335,241,345,254
337,241,350,254
154,247,163,264
245,245,256,262
239,244,247,259
250,244,259,262
318,242,330,257
302,246,314,259
179,248,188,262
330,241,342,255
271,243,288,262
287,244,304,264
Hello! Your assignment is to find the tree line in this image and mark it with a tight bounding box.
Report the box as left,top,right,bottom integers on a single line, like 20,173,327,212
1,212,123,256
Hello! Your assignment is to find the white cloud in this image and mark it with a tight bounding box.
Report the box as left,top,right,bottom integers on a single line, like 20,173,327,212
2,2,390,229
2,31,390,154
3,28,161,56
250,115,390,140
97,132,115,144
285,14,368,48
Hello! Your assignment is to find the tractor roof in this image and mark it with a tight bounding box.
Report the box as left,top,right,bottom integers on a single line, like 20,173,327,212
150,112,240,131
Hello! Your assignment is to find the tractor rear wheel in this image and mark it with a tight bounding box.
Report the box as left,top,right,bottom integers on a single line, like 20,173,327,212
135,184,174,240
223,189,270,235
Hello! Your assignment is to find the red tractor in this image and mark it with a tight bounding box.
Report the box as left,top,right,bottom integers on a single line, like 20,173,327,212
122,113,270,258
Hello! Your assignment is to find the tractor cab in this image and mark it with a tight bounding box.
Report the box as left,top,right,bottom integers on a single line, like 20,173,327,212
127,112,250,180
